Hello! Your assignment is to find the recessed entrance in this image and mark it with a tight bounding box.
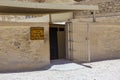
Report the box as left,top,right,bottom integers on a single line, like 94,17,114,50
49,24,66,60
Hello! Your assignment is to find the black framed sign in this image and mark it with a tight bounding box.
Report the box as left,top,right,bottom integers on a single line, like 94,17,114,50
30,27,44,40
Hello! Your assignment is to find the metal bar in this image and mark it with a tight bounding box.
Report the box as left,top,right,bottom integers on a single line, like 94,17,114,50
66,22,70,59
71,22,74,60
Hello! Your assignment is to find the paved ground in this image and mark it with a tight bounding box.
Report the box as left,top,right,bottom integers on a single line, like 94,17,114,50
0,59,120,80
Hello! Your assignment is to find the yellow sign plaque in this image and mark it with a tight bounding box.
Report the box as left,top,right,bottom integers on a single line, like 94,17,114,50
30,27,44,40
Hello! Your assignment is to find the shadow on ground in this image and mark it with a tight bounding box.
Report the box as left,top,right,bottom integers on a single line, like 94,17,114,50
0,59,93,74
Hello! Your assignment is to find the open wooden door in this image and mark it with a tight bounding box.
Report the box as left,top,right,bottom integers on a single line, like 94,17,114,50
66,22,89,62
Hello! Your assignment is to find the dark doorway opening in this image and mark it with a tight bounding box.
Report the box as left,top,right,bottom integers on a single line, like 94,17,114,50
50,28,58,60
49,27,65,60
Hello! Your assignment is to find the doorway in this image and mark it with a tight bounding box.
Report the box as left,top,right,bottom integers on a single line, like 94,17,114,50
49,25,66,60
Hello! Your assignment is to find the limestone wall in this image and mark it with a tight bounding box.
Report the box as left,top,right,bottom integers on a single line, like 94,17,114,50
74,0,120,16
73,0,120,23
69,22,120,62
0,22,50,72
90,23,120,61
73,14,120,22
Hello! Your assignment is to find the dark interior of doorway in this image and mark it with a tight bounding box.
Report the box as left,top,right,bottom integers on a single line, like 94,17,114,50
49,27,65,60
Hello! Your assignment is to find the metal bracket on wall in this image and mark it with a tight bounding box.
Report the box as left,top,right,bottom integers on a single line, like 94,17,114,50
91,11,96,22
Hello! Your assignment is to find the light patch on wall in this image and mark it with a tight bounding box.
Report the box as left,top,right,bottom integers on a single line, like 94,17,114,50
30,27,44,40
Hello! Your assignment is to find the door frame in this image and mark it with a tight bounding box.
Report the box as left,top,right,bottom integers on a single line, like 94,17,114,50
49,23,66,60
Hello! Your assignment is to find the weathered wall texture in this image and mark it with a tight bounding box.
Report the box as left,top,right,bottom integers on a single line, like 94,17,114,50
73,15,120,22
69,22,120,62
90,23,120,61
95,15,120,22
74,0,120,22
74,0,120,16
0,22,50,72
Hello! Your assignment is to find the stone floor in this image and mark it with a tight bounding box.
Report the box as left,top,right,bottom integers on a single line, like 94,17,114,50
0,59,120,80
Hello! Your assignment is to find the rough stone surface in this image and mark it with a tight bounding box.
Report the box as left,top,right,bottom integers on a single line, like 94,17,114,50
74,15,120,22
74,0,120,22
74,0,120,16
0,23,50,72
90,23,120,61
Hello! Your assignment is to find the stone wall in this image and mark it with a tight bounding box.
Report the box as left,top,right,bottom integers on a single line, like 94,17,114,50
90,23,120,61
74,0,120,16
73,14,120,22
0,22,50,72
